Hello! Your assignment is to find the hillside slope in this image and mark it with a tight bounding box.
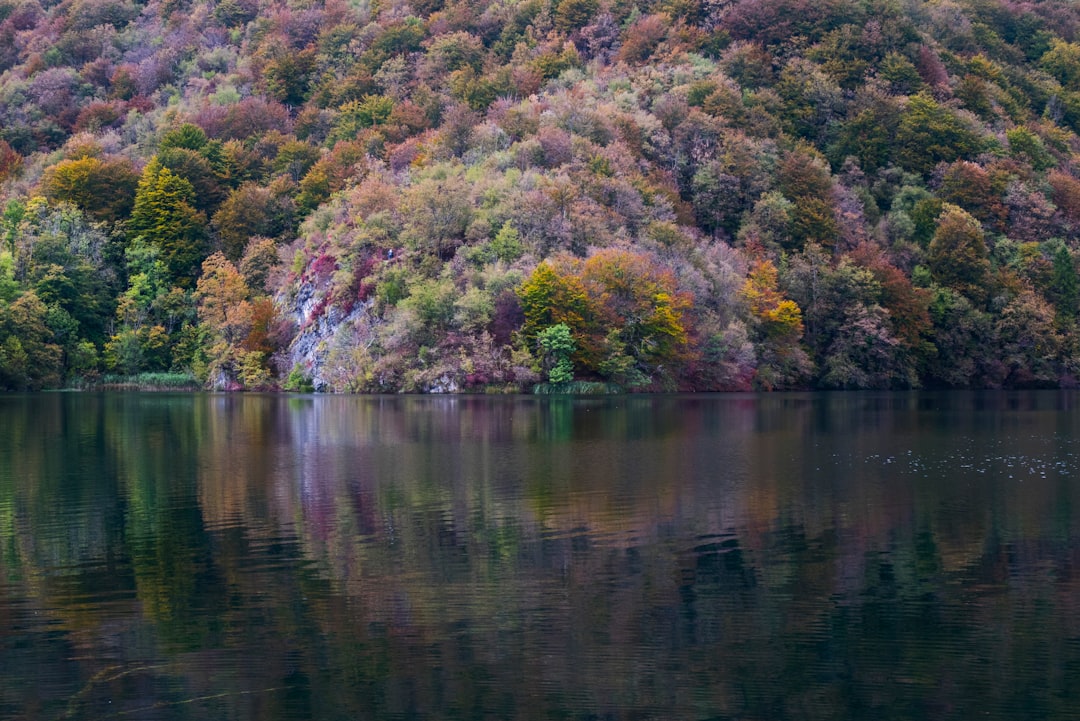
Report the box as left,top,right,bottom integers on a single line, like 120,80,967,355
2,0,1080,391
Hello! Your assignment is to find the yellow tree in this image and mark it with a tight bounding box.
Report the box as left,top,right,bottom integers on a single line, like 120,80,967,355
740,259,810,389
741,259,804,341
518,260,591,345
42,155,138,224
520,250,694,388
579,249,691,386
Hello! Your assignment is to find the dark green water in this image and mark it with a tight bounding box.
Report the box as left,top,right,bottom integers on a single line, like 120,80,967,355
1,392,1079,720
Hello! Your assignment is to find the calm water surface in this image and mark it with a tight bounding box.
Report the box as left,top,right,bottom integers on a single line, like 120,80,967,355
1,392,1079,720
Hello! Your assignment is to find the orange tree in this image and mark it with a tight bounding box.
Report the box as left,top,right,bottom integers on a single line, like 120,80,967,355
194,253,272,389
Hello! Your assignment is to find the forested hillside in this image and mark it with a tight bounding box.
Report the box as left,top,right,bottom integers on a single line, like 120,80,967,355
1,0,1080,391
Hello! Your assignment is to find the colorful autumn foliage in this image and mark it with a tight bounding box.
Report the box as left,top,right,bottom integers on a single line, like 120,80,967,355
0,0,1079,390
518,250,691,389
742,260,804,342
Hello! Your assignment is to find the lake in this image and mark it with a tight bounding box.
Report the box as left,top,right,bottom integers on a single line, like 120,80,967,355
1,391,1079,720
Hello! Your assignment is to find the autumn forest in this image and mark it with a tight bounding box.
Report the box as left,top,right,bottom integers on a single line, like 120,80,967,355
1,0,1080,392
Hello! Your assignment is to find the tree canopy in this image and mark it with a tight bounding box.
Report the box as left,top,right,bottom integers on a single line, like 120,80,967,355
0,0,1078,391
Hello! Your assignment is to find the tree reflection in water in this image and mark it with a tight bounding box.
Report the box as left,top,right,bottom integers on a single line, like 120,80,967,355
0,392,1078,720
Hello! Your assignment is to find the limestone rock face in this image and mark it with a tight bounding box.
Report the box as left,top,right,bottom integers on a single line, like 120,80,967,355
277,281,375,392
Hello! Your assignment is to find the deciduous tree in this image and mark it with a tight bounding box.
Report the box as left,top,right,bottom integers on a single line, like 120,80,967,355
41,155,138,224
927,204,991,304
895,93,986,175
0,291,62,389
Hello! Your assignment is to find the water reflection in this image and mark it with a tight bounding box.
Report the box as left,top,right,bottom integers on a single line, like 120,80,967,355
0,392,1079,719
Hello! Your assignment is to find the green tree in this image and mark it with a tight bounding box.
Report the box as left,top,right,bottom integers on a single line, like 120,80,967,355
0,251,17,302
103,239,184,375
927,204,992,304
879,51,925,95
0,291,62,389
777,148,838,249
828,99,901,172
924,289,997,388
553,0,597,33
1050,243,1079,321
1041,39,1080,91
128,158,208,286
156,147,225,214
159,123,209,152
425,32,485,73
489,223,523,263
1006,126,1055,171
399,168,473,260
537,323,575,384
13,199,117,347
120,237,171,321
895,94,986,175
264,47,317,106
330,95,395,143
400,275,457,343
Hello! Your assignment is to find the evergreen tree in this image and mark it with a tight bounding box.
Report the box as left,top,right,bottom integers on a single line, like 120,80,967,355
128,158,208,287
1051,243,1079,321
